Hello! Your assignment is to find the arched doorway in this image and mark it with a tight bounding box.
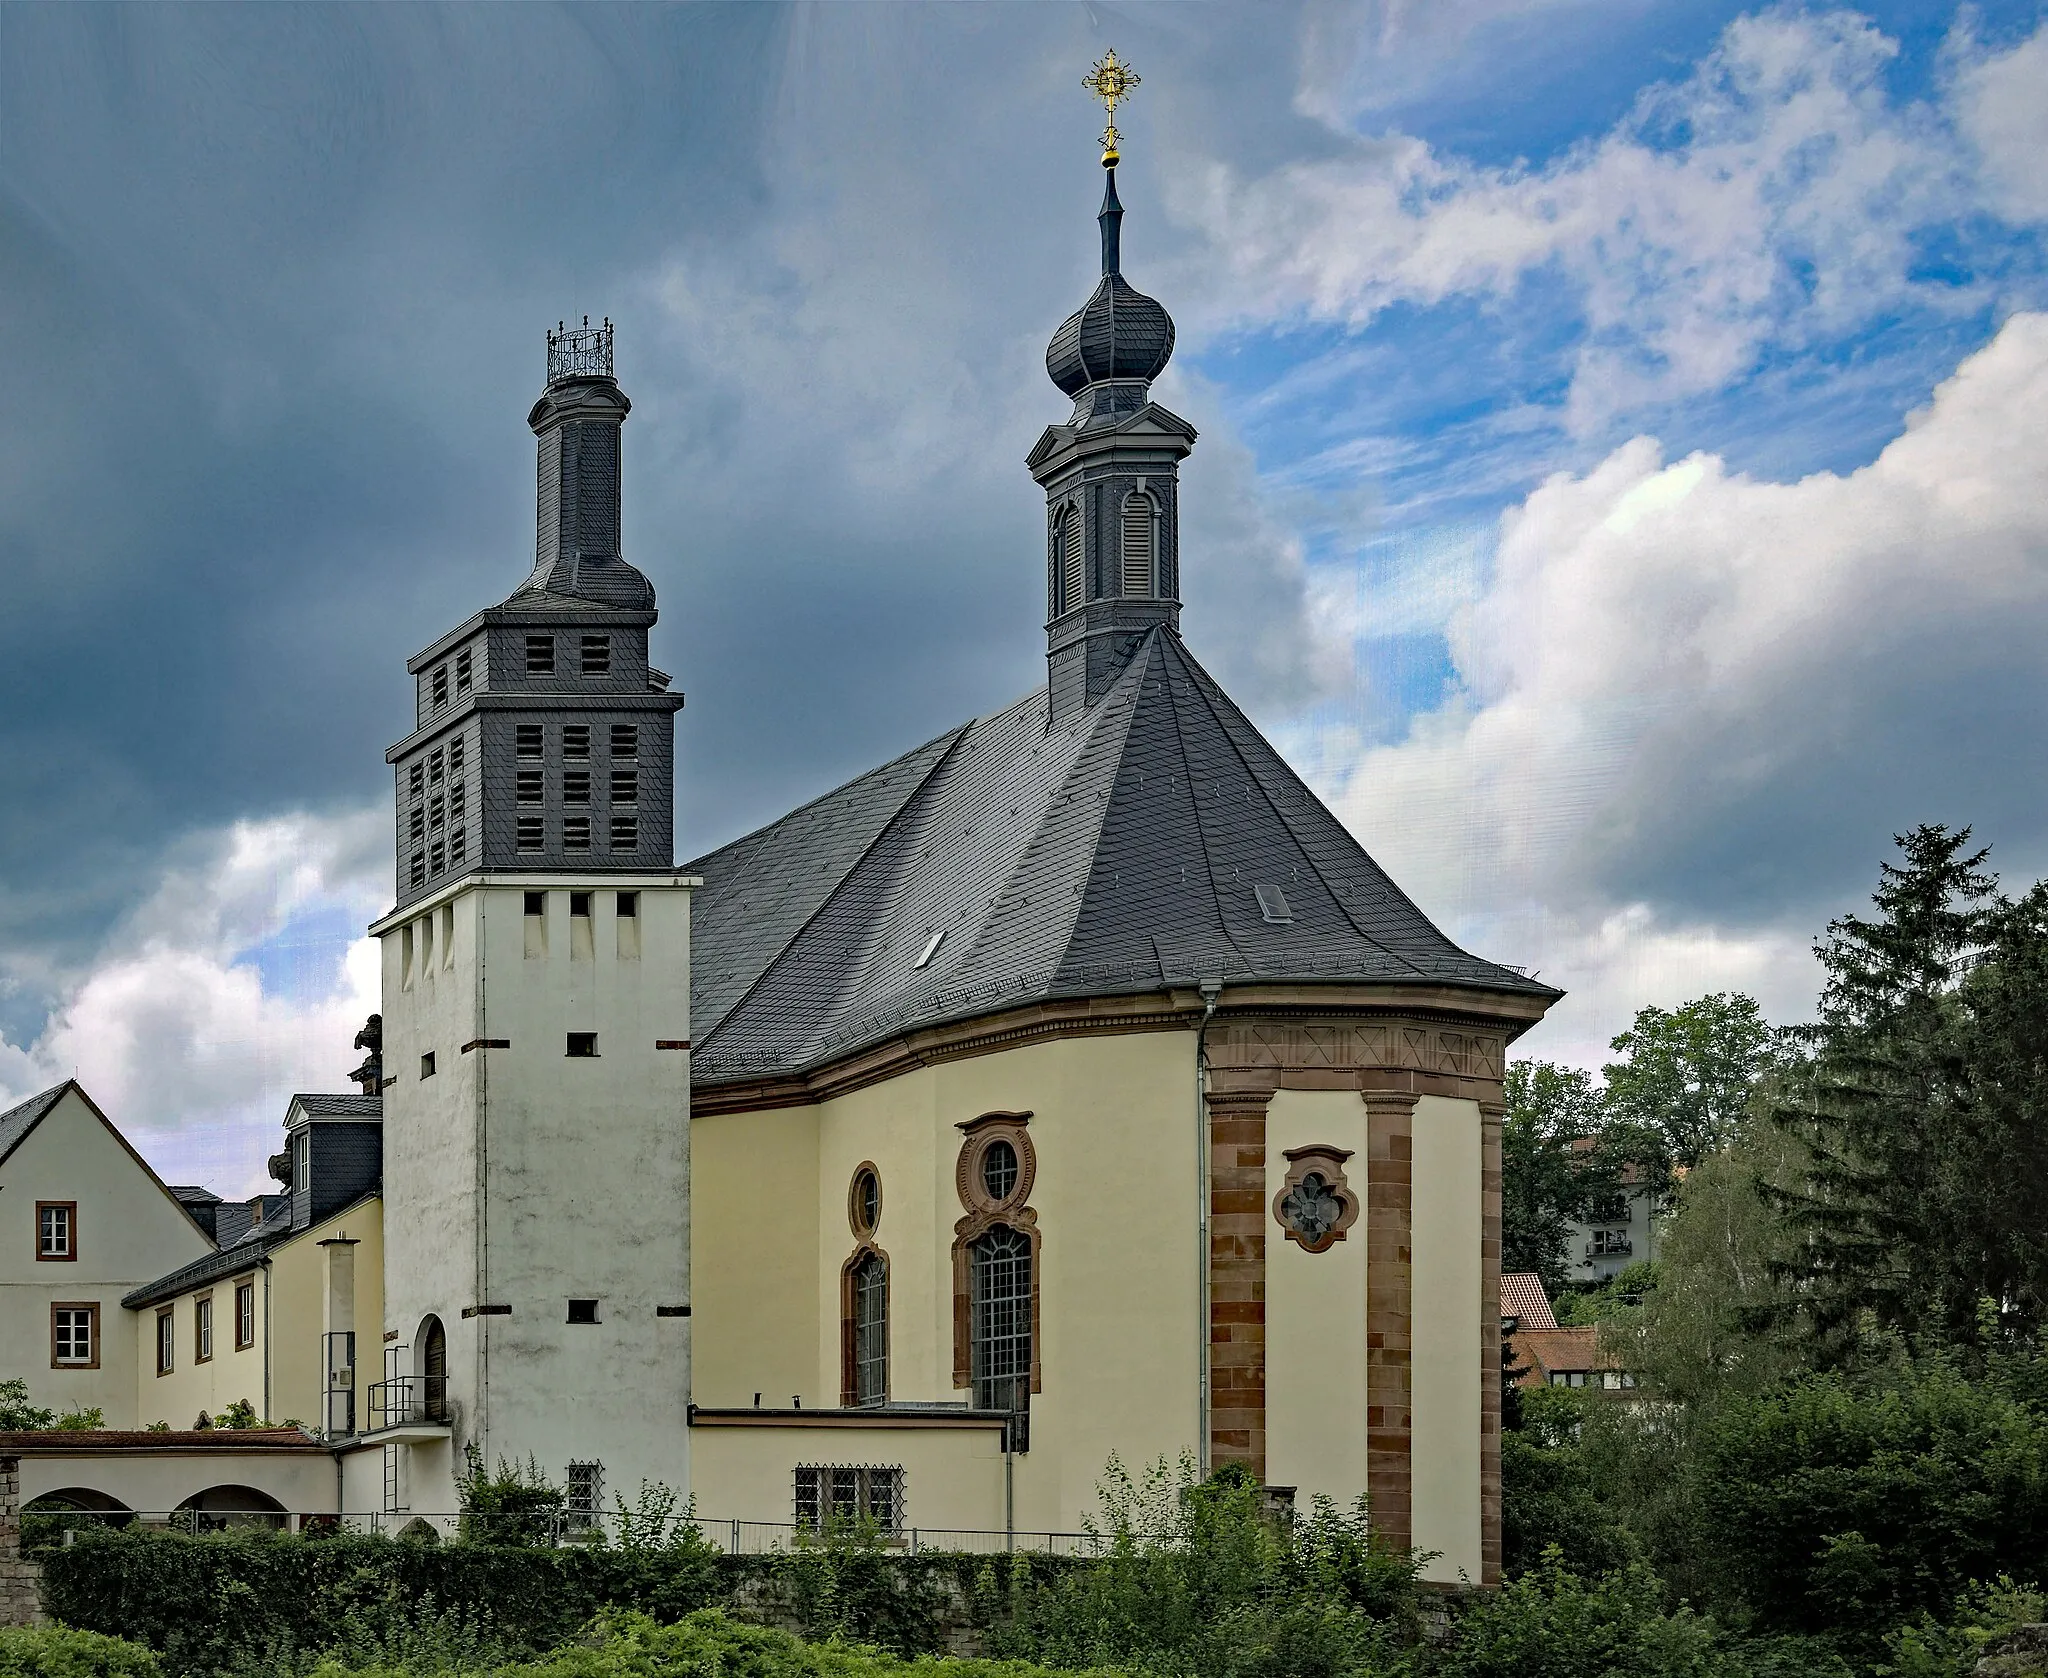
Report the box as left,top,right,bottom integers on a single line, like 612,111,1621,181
173,1484,287,1532
419,1314,448,1423
24,1487,132,1544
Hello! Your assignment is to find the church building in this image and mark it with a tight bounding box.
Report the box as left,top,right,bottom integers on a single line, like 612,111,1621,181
0,105,1553,1588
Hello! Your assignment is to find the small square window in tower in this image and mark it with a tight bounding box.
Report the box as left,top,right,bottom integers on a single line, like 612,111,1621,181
566,1298,600,1324
566,1032,598,1058
563,725,590,760
516,724,543,760
581,635,610,676
564,817,591,852
611,770,637,805
564,771,591,805
517,770,543,805
611,724,638,759
516,818,543,853
524,891,547,916
570,892,591,917
610,816,638,852
526,635,555,675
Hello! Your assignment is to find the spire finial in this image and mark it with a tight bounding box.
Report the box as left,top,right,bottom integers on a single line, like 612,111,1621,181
1083,49,1140,168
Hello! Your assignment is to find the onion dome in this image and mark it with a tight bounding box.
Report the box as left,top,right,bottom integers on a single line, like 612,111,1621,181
1045,168,1175,396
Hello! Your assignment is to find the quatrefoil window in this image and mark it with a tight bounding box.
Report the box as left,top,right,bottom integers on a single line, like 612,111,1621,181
1272,1145,1359,1253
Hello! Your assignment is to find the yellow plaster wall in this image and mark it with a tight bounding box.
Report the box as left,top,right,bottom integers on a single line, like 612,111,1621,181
134,1268,268,1430
138,1199,384,1432
1263,1089,1369,1506
690,1106,820,1410
267,1199,384,1429
1409,1093,1482,1583
688,1422,1007,1533
692,1028,1202,1534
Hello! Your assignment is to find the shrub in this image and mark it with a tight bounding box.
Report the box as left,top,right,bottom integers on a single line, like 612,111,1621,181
0,1627,160,1678
1432,1554,1734,1678
302,1610,1135,1678
1693,1359,2048,1642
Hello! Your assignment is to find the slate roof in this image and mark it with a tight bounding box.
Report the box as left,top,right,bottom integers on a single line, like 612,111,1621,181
0,1083,69,1166
687,628,1556,1087
123,1193,297,1309
288,1094,382,1120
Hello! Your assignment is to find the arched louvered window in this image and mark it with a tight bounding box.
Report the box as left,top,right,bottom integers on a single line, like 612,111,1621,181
1059,504,1085,614
1121,493,1156,598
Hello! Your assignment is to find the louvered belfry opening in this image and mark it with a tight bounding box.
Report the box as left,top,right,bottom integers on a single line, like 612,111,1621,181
1121,492,1155,597
1060,505,1085,614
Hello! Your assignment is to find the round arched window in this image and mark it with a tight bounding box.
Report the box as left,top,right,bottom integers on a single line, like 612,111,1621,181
849,1165,882,1237
981,1139,1019,1203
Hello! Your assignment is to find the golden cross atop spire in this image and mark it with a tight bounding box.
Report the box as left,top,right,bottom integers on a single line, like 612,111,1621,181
1084,50,1141,166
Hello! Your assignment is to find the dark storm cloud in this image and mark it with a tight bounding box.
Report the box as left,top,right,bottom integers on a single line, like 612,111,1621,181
0,3,1332,1043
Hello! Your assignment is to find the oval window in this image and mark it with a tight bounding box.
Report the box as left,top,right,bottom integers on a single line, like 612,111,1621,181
853,1167,881,1235
981,1139,1019,1203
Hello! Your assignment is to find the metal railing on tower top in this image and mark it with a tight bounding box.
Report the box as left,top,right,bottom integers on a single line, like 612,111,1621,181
547,318,614,383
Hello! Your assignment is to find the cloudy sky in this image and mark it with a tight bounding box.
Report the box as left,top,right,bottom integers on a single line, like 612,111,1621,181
2,1,2045,1191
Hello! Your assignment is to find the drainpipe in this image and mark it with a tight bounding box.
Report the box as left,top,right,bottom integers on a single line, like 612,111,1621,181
260,1256,274,1426
1194,978,1222,1478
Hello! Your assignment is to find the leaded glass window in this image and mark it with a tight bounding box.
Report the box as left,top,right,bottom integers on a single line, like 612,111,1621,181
971,1225,1031,1413
1279,1172,1344,1246
853,1252,888,1406
981,1139,1019,1203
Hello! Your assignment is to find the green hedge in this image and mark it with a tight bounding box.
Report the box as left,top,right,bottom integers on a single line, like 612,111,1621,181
33,1531,1077,1676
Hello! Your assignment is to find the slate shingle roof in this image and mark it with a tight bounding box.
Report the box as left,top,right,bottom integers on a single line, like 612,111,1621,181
687,629,1555,1086
289,1094,382,1119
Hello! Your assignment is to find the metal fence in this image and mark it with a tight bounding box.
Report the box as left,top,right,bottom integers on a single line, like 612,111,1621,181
24,1506,1106,1555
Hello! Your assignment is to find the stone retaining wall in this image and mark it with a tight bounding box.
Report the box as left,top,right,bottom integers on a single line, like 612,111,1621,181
0,1457,45,1626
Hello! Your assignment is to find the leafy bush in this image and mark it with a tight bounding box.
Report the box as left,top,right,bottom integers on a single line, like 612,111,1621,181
1500,1389,1641,1580
1693,1358,2048,1643
1432,1554,1736,1678
989,1457,1417,1678
0,1627,161,1678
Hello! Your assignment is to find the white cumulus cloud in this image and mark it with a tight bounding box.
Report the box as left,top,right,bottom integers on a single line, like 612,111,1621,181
1334,309,2048,1057
1177,11,2047,430
0,811,387,1194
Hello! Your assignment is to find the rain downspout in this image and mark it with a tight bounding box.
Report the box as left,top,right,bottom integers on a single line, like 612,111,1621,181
1194,977,1222,1477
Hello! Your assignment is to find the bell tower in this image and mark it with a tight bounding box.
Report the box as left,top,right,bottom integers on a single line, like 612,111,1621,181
371,322,696,1517
1027,55,1197,728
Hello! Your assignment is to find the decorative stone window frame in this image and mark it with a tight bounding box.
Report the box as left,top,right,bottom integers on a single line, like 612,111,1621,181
840,1161,890,1407
847,1161,883,1241
950,1112,1041,1395
1270,1145,1361,1254
36,1201,77,1263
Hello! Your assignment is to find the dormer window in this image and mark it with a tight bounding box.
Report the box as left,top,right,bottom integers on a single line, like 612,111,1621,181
581,635,611,676
526,635,555,675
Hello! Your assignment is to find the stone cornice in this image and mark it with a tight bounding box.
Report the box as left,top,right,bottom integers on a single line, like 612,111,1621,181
692,982,1536,1115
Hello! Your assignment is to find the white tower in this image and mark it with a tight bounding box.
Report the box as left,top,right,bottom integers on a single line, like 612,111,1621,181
371,321,695,1518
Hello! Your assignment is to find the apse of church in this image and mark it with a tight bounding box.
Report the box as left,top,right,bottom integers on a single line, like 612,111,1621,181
682,56,1556,1583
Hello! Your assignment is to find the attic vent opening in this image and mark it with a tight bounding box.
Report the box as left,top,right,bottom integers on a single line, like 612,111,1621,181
1254,884,1294,925
914,930,946,969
